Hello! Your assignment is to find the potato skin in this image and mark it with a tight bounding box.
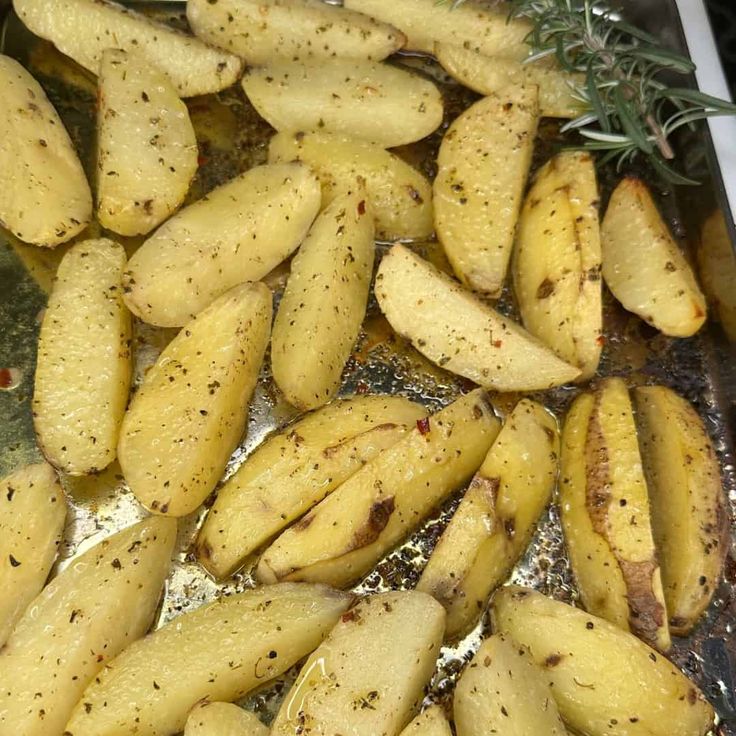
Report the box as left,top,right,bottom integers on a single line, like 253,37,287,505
559,378,671,652
601,177,706,337
272,187,375,410
491,586,715,736
33,238,132,475
0,54,91,246
634,386,728,634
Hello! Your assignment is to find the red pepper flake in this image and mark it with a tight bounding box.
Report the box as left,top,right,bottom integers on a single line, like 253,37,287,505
0,368,21,391
357,200,366,215
341,610,357,623
355,380,369,395
416,417,430,435
197,154,208,167
596,335,606,347
493,340,503,348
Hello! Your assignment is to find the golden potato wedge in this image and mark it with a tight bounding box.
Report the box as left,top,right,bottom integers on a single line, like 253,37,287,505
123,162,320,327
272,188,374,410
601,177,706,337
400,706,452,736
0,462,66,646
436,43,583,119
268,130,433,240
634,386,728,634
343,0,530,58
197,395,427,579
13,0,242,97
434,86,539,296
417,399,559,639
65,583,351,736
184,702,268,736
97,49,197,236
119,283,271,517
454,634,567,736
492,586,715,736
0,54,91,246
513,152,603,380
187,0,405,63
375,245,581,391
33,238,132,475
271,592,445,736
0,517,176,736
559,378,671,652
242,59,443,148
256,389,499,588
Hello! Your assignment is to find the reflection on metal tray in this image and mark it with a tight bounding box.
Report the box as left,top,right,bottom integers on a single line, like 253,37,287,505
0,0,735,732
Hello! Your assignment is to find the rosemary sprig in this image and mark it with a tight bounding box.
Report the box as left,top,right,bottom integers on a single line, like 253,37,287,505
452,0,736,184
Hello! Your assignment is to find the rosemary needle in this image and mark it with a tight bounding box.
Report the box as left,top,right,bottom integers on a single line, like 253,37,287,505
448,0,736,184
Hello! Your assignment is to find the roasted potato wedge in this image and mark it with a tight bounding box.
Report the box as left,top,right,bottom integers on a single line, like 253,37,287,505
197,395,427,579
242,59,443,148
65,583,351,736
417,399,559,639
188,0,405,63
185,702,268,736
454,633,567,736
97,49,197,236
634,386,728,634
123,162,319,327
344,0,530,57
0,516,176,736
0,462,66,646
271,592,445,736
119,283,271,517
272,187,375,410
559,378,671,652
513,152,603,380
33,238,132,475
268,130,433,240
434,86,539,296
0,54,91,246
601,177,706,337
257,389,500,588
436,43,583,119
400,706,452,736
492,586,715,736
375,245,581,391
13,0,242,97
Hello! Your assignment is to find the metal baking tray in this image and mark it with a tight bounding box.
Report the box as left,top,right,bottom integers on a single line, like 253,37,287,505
0,0,735,732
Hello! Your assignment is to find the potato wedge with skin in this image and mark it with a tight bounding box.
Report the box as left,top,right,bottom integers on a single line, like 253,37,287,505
492,586,715,736
417,399,559,639
119,283,271,517
0,517,176,736
185,702,268,736
13,0,242,97
634,386,728,635
0,462,66,646
97,49,197,236
559,378,671,652
271,592,445,736
242,59,443,148
65,583,351,736
268,131,433,240
187,0,405,63
197,395,427,579
601,177,706,337
400,706,452,736
33,238,132,475
513,152,603,380
272,188,374,410
123,162,320,327
375,245,581,391
0,54,91,246
344,0,530,58
434,86,539,297
436,43,583,119
455,634,567,736
256,389,500,588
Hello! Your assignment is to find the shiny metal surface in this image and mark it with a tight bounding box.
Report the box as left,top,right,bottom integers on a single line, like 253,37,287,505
0,1,734,732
